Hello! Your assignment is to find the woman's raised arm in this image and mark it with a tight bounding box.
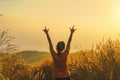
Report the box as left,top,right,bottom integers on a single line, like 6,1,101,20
65,26,76,53
43,27,55,55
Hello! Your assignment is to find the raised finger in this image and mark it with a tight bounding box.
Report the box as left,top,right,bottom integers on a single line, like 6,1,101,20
45,26,47,29
72,25,75,29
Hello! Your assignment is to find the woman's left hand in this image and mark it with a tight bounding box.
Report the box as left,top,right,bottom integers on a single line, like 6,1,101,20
70,26,77,33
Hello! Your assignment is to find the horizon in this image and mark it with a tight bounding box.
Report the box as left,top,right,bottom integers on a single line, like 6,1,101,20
0,0,120,52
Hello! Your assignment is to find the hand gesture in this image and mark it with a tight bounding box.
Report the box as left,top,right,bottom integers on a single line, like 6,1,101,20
43,27,49,34
70,26,76,33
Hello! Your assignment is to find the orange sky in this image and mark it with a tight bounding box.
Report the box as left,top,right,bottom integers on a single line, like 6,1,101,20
0,0,120,52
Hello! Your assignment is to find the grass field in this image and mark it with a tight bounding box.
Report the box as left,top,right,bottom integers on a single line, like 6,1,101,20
1,38,120,80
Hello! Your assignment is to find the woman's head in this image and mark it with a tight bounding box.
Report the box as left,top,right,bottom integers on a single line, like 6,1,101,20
56,41,65,53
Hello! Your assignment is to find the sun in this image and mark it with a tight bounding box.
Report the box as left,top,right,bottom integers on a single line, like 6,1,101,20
115,5,120,21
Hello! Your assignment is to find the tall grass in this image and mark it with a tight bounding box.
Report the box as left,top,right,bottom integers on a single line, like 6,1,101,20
32,38,120,80
1,38,120,80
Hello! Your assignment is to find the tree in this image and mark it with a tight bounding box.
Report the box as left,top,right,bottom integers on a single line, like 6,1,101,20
0,29,31,80
1,53,31,80
0,29,18,53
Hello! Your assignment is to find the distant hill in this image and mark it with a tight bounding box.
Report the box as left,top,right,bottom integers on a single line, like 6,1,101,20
17,50,51,64
17,50,80,64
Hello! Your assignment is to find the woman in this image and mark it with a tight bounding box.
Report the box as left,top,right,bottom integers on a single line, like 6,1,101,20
43,26,76,80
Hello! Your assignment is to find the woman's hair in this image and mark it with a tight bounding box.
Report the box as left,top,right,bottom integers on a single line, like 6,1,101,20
56,41,65,55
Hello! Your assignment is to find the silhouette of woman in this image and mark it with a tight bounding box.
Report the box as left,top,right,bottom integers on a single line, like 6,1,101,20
43,26,76,80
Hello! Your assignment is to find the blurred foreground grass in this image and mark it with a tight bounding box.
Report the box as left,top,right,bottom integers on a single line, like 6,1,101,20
1,38,120,80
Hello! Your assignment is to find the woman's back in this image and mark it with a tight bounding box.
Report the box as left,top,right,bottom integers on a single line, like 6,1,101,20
52,52,70,78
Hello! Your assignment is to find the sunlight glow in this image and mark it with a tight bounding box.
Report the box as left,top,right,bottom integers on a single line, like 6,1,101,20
0,0,120,51
115,5,120,21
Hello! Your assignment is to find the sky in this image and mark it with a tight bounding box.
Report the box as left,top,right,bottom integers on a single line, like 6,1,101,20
0,0,120,52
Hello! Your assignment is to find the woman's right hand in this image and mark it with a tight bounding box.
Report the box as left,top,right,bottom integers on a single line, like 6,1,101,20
43,27,49,34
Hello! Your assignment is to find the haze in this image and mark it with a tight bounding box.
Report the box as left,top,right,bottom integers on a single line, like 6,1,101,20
0,0,120,52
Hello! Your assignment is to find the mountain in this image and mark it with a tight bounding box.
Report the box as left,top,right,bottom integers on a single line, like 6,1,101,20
17,50,51,64
17,50,80,64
